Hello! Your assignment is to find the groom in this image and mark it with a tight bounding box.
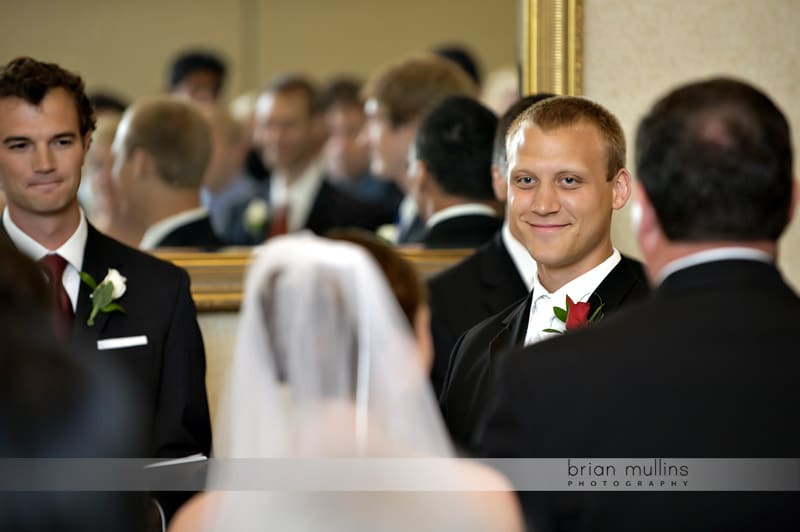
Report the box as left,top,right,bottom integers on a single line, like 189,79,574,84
0,57,211,523
440,96,650,450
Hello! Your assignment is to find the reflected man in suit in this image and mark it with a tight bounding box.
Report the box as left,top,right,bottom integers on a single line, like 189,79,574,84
440,96,649,450
111,96,224,250
0,57,211,524
479,78,800,531
427,93,553,396
410,95,501,249
227,75,387,244
361,54,478,244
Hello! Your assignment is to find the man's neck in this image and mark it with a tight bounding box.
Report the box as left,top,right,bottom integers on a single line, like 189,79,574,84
536,244,614,293
145,189,202,228
7,203,81,250
280,156,315,185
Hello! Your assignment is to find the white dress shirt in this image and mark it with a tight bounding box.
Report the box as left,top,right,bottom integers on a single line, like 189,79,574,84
270,159,325,233
425,203,498,229
524,248,622,346
657,247,773,285
3,208,87,311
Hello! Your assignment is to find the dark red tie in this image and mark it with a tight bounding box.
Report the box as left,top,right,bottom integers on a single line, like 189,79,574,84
39,254,74,341
268,205,290,238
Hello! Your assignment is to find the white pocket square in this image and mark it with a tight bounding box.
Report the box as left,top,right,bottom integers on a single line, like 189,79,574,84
97,335,148,350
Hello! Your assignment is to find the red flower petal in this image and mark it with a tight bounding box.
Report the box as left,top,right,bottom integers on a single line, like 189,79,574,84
566,298,591,330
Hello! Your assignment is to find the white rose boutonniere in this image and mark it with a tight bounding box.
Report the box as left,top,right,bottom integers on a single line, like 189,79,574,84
244,197,270,237
79,268,127,326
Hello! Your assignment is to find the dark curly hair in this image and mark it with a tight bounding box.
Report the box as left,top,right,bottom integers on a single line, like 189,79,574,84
0,57,96,138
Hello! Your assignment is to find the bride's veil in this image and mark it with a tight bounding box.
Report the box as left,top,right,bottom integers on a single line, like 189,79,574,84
214,232,452,459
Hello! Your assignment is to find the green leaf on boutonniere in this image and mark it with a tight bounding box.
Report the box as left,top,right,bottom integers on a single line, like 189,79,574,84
542,328,563,334
101,303,126,314
553,305,567,322
79,271,97,290
589,304,605,322
88,282,113,326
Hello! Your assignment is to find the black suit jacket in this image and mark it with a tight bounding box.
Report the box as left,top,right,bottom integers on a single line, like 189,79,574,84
478,259,800,531
225,178,390,245
155,214,224,250
422,214,502,249
72,226,212,522
71,225,211,459
427,231,527,397
440,255,648,452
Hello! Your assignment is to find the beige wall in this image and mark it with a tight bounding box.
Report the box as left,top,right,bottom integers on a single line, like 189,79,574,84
0,0,517,102
584,0,800,290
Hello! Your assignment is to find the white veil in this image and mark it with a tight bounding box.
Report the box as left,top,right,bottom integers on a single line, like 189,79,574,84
204,233,521,531
213,232,452,460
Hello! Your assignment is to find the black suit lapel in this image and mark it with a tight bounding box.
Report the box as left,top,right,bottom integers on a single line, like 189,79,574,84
480,232,527,314
72,225,120,345
488,291,533,361
591,256,648,315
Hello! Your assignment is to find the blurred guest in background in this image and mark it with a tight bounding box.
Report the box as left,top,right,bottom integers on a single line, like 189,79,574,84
361,54,477,244
226,75,387,244
321,77,403,222
167,49,227,105
111,96,223,250
409,95,501,249
200,105,259,243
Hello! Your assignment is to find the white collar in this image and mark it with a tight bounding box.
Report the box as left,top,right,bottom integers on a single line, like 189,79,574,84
3,207,87,272
501,222,537,291
657,247,773,285
270,159,325,232
532,248,622,307
140,207,208,250
426,203,497,229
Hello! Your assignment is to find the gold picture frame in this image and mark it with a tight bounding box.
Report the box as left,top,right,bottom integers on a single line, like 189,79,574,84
521,0,583,96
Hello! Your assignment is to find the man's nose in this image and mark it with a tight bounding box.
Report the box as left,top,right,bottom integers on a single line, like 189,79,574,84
531,182,560,215
33,144,55,173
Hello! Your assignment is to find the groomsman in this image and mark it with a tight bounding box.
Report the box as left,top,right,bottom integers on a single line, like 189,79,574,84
440,96,649,450
0,57,211,524
479,78,800,531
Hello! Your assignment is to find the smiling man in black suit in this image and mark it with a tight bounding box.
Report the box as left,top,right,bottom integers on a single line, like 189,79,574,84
440,96,649,451
0,57,211,526
478,78,800,531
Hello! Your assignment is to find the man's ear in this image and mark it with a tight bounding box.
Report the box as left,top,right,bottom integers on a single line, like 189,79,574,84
131,148,154,180
491,163,507,201
611,168,632,210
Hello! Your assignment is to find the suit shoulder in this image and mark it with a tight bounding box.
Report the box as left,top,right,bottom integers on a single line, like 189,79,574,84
428,248,481,292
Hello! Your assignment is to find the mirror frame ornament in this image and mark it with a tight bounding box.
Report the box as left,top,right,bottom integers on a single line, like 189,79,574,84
521,0,583,96
157,248,472,312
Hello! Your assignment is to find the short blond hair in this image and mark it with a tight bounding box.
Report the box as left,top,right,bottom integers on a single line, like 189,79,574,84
362,53,478,127
121,96,211,187
507,96,626,181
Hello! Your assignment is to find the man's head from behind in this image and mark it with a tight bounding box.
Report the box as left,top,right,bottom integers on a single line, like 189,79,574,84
361,54,478,186
252,74,323,178
411,96,497,219
111,97,211,222
167,50,227,104
505,96,631,290
635,77,795,254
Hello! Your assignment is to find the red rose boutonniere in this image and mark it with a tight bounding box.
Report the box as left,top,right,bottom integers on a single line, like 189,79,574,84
543,295,604,334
